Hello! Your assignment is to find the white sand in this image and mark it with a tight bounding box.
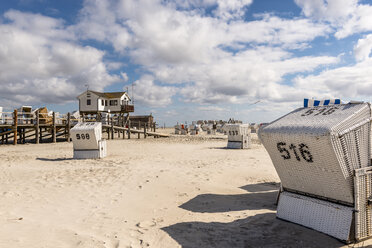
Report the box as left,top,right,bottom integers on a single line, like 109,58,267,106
0,131,368,247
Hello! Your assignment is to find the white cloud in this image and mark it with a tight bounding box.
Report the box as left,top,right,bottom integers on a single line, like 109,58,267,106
294,0,357,22
131,75,176,107
0,10,119,107
213,0,253,20
75,0,132,53
75,0,334,105
354,34,372,62
120,72,129,82
336,4,372,39
295,0,372,39
293,58,372,99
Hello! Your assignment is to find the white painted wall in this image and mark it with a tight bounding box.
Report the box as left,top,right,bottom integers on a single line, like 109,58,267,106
78,92,100,112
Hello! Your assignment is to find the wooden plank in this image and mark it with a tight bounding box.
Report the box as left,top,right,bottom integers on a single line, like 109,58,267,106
103,124,170,138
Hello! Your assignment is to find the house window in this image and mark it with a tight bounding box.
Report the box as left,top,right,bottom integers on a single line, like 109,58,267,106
101,99,104,106
87,99,91,105
105,100,108,106
110,100,118,106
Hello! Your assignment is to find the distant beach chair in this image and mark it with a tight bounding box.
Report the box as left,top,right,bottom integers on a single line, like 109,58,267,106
226,124,251,149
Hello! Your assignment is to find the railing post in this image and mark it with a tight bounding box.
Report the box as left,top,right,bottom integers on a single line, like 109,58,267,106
13,109,17,145
138,121,141,139
52,112,56,143
144,123,147,139
67,112,71,142
128,120,131,139
35,110,39,144
111,116,114,139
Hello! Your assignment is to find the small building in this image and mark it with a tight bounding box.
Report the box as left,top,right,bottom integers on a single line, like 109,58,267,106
77,90,134,114
129,115,154,128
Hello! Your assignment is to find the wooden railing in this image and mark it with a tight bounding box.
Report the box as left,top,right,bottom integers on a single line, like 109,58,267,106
121,104,134,112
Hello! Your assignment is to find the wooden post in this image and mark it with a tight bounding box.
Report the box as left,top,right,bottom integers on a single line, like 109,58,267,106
138,121,141,139
40,127,43,143
35,110,39,144
128,120,131,139
117,115,121,138
111,117,114,139
144,123,147,139
67,112,71,142
13,109,17,145
52,112,56,143
154,122,156,133
107,114,110,139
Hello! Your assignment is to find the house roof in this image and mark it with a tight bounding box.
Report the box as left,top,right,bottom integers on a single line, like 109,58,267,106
77,90,131,100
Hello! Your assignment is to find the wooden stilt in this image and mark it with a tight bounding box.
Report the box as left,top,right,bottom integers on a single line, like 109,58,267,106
67,112,71,142
111,117,114,140
35,110,39,144
144,123,147,139
13,109,17,145
40,127,43,143
138,121,141,139
128,120,131,139
52,112,56,143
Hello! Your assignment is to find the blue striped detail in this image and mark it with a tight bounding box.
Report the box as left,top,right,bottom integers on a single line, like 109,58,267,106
335,99,341,104
304,99,309,108
323,100,330,105
313,100,320,106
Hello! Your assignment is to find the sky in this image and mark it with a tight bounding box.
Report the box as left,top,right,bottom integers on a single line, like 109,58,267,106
1,0,372,126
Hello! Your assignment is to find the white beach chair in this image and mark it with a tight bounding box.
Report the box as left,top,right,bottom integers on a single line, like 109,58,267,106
259,102,372,242
226,124,251,149
70,122,106,159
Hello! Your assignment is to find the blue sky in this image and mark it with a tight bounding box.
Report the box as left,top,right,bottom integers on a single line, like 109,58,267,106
1,0,372,126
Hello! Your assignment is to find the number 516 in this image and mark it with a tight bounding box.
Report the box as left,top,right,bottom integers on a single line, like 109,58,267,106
276,142,313,163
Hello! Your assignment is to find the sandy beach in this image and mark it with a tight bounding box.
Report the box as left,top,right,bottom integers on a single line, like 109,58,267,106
0,131,368,247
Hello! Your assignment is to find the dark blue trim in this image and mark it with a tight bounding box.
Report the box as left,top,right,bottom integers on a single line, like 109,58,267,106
304,99,309,107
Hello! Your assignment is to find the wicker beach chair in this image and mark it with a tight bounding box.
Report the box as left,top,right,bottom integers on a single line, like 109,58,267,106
226,124,251,149
259,102,372,242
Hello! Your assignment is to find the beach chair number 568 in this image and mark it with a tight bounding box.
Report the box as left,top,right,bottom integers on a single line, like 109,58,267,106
277,142,313,163
76,133,90,140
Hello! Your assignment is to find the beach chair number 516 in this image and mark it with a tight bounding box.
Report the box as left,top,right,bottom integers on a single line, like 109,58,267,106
301,107,338,117
277,142,313,163
76,133,90,140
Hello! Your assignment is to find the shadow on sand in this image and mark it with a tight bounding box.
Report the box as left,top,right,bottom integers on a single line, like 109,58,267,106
36,157,74,162
162,182,344,248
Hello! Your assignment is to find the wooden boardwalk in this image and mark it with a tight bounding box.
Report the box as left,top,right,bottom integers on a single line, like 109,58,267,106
0,110,168,145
